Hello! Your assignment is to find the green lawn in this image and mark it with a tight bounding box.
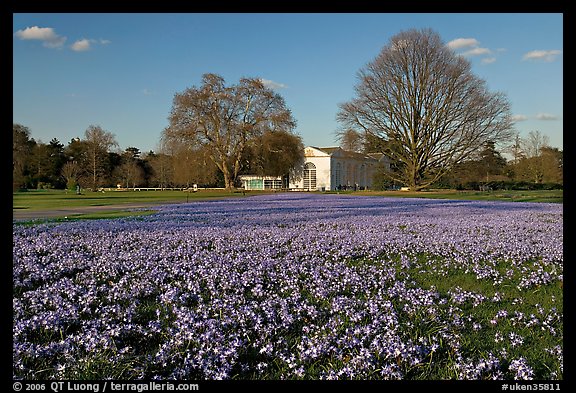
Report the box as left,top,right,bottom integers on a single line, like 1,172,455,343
13,189,262,222
353,189,563,203
12,188,254,211
14,188,563,211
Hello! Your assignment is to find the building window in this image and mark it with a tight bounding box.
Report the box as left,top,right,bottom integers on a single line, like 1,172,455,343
346,163,352,186
335,162,342,189
303,162,317,191
246,178,263,190
264,179,282,189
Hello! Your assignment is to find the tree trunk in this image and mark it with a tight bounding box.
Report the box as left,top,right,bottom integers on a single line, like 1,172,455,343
221,163,233,190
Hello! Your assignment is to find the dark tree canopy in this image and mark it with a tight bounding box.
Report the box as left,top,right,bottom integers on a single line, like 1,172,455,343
337,28,515,190
13,124,36,190
244,130,305,179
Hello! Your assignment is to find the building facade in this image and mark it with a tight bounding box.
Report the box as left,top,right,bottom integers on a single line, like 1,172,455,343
240,146,390,191
289,146,389,191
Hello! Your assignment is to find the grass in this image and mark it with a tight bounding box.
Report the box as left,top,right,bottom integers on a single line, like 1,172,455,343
353,189,563,203
358,252,564,380
14,210,158,226
14,188,562,212
13,188,269,221
13,188,255,211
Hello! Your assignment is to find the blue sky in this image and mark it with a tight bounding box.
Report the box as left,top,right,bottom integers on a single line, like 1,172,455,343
13,13,563,154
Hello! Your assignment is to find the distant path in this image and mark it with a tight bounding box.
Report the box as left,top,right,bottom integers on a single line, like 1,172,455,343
12,202,168,221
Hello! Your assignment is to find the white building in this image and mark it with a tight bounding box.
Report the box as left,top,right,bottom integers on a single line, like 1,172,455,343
289,146,389,191
240,146,389,191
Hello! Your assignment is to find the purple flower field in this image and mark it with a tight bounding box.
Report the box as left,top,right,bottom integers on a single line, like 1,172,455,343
13,193,563,380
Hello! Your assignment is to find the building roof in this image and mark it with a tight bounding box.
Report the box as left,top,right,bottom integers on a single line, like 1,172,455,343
313,146,340,155
308,146,380,161
367,152,384,160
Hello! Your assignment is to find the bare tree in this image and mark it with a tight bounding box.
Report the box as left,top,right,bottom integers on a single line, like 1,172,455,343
83,125,118,190
146,140,174,189
115,147,145,188
61,161,81,190
504,131,562,184
335,128,364,153
539,146,563,184
337,28,515,190
164,73,297,190
522,130,549,159
116,161,144,188
517,130,550,183
159,134,218,188
173,144,217,188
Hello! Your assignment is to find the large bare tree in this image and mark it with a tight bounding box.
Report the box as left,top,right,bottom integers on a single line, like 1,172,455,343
337,28,515,190
163,73,297,190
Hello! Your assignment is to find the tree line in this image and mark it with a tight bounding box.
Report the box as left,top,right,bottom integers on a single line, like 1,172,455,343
13,28,562,192
12,122,305,192
13,119,561,193
339,129,562,190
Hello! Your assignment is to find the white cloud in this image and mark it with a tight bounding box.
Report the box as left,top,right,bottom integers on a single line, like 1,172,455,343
448,37,496,64
522,50,562,62
447,38,479,49
14,26,66,48
536,113,558,120
71,39,91,52
261,79,288,90
462,47,492,57
142,89,153,96
70,38,111,52
512,114,528,122
481,57,496,65
14,26,110,52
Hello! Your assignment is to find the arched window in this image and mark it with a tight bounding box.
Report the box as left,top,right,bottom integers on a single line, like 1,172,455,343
303,162,317,191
